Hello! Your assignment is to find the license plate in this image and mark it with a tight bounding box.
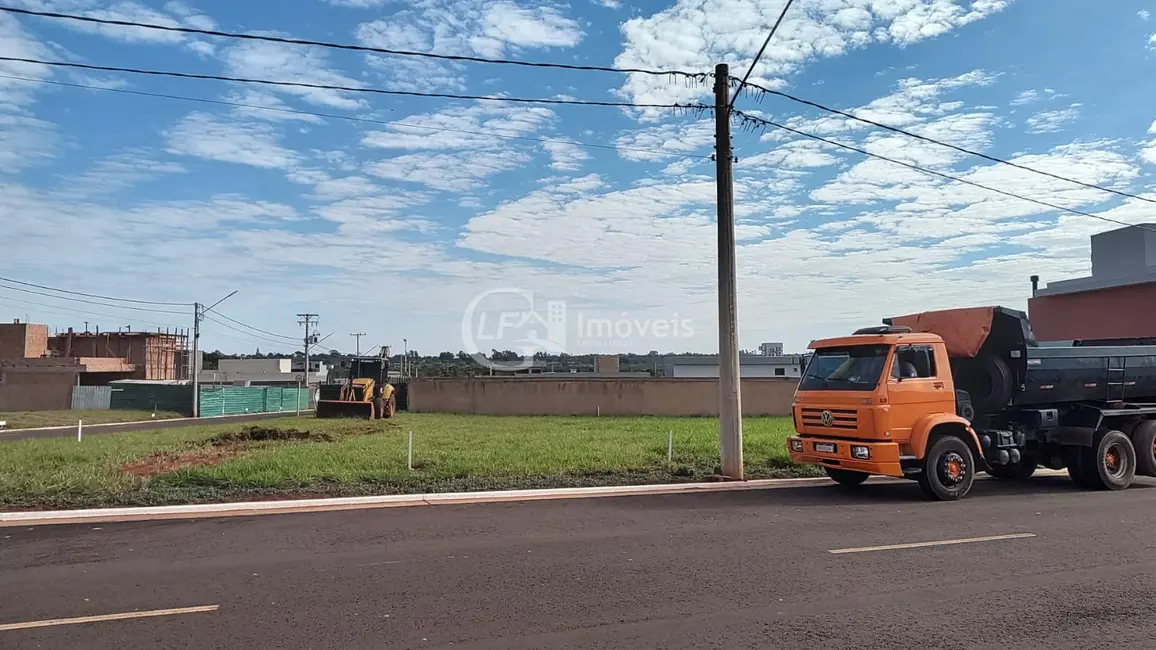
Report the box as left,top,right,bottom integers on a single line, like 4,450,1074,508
814,443,836,454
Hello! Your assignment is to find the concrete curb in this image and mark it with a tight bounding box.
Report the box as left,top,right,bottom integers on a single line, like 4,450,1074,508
0,476,879,527
0,469,1075,528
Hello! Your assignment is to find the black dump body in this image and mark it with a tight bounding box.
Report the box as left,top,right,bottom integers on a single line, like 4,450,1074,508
887,306,1156,414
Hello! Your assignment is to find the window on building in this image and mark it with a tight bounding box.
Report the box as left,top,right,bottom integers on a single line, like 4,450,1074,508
892,345,937,379
774,367,785,376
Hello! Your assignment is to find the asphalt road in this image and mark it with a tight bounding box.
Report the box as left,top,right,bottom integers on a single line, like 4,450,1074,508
3,477,1156,649
0,411,310,442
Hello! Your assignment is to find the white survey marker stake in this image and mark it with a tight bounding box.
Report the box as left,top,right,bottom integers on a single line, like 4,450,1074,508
828,532,1037,554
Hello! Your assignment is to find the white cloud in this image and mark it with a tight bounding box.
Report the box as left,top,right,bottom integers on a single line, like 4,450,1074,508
1025,104,1081,134
363,103,554,151
1140,10,1150,21
614,119,714,161
366,150,529,191
222,40,365,110
165,113,299,169
543,140,590,171
354,0,583,61
615,0,1015,109
9,0,217,53
1011,89,1039,106
224,90,325,123
476,2,583,52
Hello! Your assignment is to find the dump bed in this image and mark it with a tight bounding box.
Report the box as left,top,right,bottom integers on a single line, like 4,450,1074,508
886,306,1156,409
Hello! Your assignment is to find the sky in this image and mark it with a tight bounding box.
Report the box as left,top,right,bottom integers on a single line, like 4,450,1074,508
1,0,1155,358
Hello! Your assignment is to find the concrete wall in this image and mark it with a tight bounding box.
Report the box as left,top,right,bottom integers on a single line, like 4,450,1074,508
0,368,79,411
1029,283,1156,341
408,377,798,417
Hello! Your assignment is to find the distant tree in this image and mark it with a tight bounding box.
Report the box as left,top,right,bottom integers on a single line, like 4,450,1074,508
438,351,454,361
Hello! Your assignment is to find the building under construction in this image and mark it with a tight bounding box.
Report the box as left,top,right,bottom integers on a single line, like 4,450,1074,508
0,321,191,411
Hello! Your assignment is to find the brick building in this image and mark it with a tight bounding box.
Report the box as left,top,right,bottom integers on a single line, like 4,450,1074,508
0,322,188,411
1029,223,1156,343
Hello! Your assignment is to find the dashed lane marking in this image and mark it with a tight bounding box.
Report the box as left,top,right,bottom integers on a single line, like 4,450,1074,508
828,532,1037,554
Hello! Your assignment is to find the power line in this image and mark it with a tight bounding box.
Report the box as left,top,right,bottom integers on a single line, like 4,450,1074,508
730,0,794,110
0,57,711,112
734,80,1156,206
201,313,298,346
0,274,191,305
205,307,298,341
0,292,187,330
0,280,193,314
0,6,711,81
0,74,714,161
732,109,1156,233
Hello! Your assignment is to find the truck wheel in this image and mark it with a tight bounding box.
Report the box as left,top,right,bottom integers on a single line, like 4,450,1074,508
916,435,975,501
1130,420,1156,477
986,457,1036,480
1064,446,1097,489
1082,429,1136,491
824,468,869,486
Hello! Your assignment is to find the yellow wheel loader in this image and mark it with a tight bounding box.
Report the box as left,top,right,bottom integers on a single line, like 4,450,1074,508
316,355,396,419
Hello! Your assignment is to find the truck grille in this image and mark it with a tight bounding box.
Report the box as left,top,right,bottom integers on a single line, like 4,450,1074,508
801,407,858,430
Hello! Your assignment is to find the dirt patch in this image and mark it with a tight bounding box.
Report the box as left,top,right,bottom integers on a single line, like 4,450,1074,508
121,446,245,477
208,425,334,445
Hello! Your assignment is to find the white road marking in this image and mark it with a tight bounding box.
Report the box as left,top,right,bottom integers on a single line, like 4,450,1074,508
0,605,219,632
828,532,1037,554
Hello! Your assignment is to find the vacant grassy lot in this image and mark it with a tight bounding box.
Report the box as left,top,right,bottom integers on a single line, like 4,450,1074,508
0,409,186,430
0,414,816,509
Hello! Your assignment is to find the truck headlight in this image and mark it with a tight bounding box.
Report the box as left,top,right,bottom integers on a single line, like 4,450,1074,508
851,446,870,460
790,439,804,452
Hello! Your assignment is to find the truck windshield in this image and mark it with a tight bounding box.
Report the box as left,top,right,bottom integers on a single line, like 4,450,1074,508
799,345,890,391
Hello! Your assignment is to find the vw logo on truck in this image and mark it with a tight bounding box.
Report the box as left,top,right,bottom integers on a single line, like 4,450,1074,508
820,410,834,427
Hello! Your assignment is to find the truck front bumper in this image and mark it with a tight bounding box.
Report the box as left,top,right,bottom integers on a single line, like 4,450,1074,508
787,437,904,478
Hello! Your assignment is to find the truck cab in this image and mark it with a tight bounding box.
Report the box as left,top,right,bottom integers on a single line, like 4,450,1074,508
787,326,978,499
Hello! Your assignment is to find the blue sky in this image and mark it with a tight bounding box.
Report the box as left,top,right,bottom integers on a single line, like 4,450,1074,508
2,0,1155,357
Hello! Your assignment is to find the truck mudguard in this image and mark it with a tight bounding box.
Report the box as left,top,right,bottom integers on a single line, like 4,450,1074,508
910,413,983,460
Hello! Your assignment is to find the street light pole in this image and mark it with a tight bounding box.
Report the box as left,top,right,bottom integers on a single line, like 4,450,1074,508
192,290,238,418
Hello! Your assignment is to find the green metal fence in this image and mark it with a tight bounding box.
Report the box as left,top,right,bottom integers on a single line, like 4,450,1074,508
198,386,310,416
110,383,309,417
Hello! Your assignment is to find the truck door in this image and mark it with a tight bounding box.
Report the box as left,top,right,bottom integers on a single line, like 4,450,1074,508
886,344,954,441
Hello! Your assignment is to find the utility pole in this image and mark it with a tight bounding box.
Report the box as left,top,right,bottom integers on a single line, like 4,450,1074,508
191,302,201,418
192,291,239,418
714,62,743,480
350,332,366,356
403,338,408,378
298,313,319,391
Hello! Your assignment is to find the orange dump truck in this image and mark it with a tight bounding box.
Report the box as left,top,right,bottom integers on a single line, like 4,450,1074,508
787,306,1156,500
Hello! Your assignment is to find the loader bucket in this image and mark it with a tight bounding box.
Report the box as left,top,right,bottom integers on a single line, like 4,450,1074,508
315,400,375,419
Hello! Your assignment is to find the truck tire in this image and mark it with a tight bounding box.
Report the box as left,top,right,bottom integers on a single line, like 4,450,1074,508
952,354,1013,414
825,467,869,486
1079,429,1136,491
917,435,975,501
1065,446,1098,489
986,456,1036,480
1131,420,1156,477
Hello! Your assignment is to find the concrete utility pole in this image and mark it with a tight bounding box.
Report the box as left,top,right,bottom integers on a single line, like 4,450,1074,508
191,302,201,418
350,332,366,356
298,313,319,390
193,290,238,418
714,62,743,480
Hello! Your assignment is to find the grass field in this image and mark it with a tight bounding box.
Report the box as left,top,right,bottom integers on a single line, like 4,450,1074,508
0,409,186,430
0,414,817,509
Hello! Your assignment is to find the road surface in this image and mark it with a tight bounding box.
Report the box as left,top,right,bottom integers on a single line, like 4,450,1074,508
0,411,311,442
3,477,1156,649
